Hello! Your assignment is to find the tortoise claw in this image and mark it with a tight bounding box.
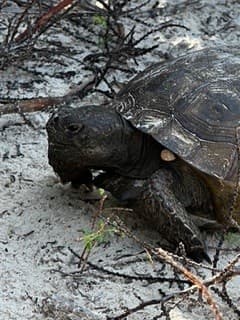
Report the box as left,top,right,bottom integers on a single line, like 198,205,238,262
189,249,211,264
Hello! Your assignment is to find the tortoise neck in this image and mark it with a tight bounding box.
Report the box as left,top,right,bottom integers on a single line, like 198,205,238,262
114,119,162,178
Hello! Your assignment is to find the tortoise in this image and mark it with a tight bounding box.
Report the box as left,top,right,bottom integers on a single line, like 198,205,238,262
47,47,240,262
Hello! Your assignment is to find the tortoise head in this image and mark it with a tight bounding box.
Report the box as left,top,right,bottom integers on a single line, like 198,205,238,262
46,105,134,185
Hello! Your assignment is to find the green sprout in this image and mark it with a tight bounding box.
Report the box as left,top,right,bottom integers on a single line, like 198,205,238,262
82,220,117,252
225,232,240,246
93,15,107,28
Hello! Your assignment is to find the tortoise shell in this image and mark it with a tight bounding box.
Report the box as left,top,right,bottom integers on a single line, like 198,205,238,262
112,47,240,183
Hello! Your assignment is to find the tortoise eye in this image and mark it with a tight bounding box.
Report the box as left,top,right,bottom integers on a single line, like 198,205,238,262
67,124,83,133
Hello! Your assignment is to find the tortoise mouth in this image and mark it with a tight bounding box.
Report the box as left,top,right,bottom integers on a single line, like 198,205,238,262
71,168,93,185
53,163,93,186
48,141,102,186
48,141,78,151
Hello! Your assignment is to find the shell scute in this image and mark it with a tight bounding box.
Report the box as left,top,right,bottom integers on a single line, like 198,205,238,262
114,47,240,182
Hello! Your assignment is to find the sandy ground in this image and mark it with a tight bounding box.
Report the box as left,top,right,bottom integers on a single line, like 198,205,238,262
1,1,240,319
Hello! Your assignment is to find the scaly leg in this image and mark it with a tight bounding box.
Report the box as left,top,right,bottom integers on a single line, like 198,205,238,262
95,168,211,262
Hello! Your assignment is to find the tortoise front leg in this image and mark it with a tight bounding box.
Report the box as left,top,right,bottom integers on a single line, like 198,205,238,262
138,169,210,262
95,169,210,262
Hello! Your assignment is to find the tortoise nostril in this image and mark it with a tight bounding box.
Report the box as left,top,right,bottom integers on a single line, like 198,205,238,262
52,115,59,124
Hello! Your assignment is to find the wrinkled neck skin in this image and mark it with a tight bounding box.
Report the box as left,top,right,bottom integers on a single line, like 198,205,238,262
113,115,162,179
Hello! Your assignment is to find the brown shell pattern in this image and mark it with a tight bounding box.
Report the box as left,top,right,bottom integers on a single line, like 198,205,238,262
112,47,240,183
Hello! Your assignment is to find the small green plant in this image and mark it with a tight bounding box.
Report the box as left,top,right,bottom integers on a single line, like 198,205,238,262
98,188,106,197
225,232,240,245
93,14,107,28
82,220,117,252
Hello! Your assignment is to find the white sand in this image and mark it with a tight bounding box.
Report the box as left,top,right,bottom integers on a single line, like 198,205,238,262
1,1,240,319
